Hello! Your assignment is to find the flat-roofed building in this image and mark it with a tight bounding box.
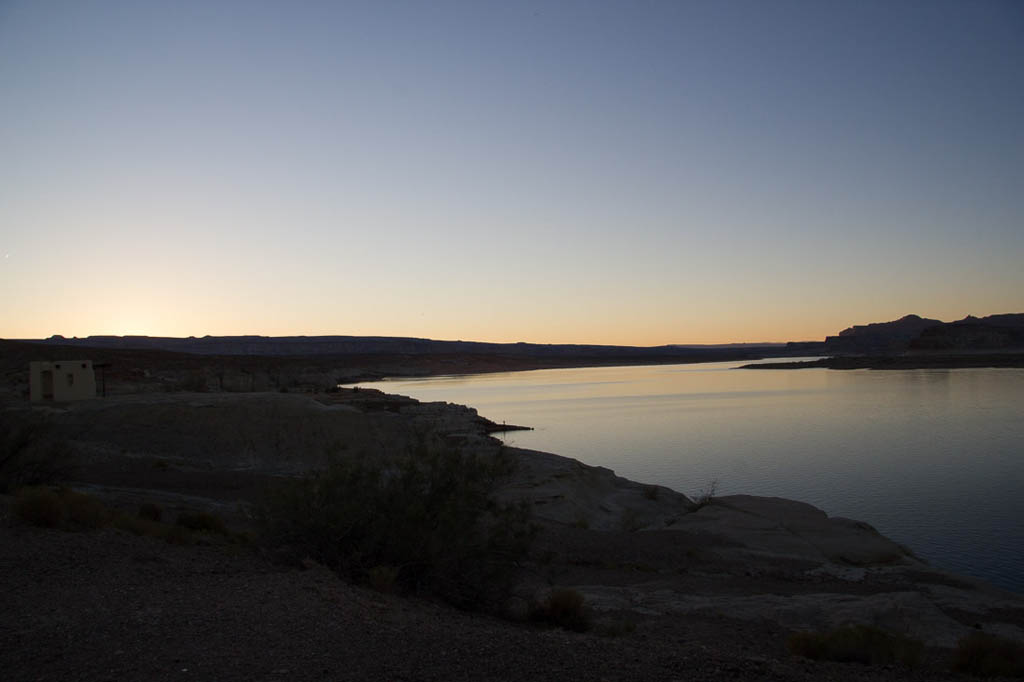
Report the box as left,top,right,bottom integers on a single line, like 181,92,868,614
29,360,97,402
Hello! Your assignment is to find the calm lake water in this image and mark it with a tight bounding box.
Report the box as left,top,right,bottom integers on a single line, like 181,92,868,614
354,361,1024,592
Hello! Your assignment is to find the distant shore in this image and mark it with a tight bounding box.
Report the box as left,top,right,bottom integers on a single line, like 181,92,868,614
739,353,1024,370
0,337,793,397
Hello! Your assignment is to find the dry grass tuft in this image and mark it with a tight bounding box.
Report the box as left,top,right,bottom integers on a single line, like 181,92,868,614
161,524,194,545
787,625,922,667
367,565,400,594
59,488,111,529
15,487,111,530
531,588,592,632
16,486,205,547
176,511,228,534
138,503,163,522
951,632,1024,678
15,487,64,528
113,514,165,538
693,480,718,509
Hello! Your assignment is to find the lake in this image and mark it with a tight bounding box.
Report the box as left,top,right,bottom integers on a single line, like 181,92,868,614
352,361,1024,592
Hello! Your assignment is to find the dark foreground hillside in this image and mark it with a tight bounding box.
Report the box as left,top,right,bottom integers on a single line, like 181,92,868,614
0,507,975,682
2,384,1022,681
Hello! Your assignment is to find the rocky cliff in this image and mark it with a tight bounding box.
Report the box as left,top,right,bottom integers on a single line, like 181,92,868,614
823,315,943,353
910,314,1024,351
822,313,1024,354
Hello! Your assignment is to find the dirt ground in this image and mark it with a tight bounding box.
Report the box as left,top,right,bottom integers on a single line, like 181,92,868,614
0,507,970,682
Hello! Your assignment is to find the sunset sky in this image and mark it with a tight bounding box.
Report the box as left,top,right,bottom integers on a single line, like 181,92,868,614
2,1,1022,345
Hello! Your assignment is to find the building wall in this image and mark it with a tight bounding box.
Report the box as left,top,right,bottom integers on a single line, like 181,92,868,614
29,360,97,402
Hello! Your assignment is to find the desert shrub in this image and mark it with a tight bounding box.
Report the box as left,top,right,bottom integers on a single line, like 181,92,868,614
620,508,644,532
787,625,923,667
693,480,718,509
531,588,592,632
161,524,193,545
951,632,1024,678
116,516,198,546
138,503,163,522
114,513,164,537
231,530,254,545
256,444,535,610
15,487,64,527
59,488,111,529
178,373,208,392
367,564,400,594
15,487,110,530
176,511,227,534
0,414,72,492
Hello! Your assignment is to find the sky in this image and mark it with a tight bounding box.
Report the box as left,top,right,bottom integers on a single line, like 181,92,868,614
1,0,1022,345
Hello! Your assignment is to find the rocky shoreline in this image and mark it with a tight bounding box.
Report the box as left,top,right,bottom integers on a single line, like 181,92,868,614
2,387,1023,680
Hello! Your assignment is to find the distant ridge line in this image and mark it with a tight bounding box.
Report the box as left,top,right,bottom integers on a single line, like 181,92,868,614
15,335,784,359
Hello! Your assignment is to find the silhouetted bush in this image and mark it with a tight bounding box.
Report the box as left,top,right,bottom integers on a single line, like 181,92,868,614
951,632,1024,678
15,487,64,528
162,524,193,545
787,625,922,667
176,511,228,534
114,514,197,545
138,502,163,522
0,413,72,492
693,479,718,509
60,488,111,529
178,373,208,392
531,588,592,632
256,444,535,610
619,508,644,532
14,486,214,546
113,513,163,537
367,564,400,594
15,487,110,530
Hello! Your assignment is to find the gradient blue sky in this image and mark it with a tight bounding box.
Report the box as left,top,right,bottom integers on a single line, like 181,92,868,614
2,0,1022,344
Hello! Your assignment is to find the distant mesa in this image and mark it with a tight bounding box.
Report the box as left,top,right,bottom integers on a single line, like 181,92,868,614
910,313,1024,351
787,313,1024,355
836,314,943,338
824,314,944,354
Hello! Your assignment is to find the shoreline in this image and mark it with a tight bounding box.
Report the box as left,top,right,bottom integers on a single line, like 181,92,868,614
739,353,1024,370
353,368,1024,596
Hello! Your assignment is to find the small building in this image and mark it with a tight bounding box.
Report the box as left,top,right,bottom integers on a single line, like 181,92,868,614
29,360,97,402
